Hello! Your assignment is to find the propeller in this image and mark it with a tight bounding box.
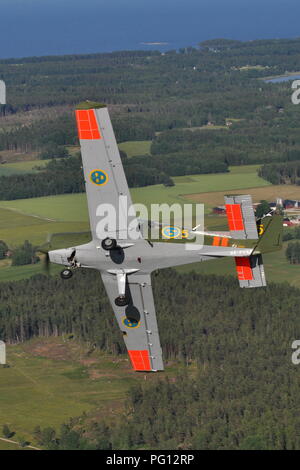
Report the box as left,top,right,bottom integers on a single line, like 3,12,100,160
36,241,51,275
36,230,92,275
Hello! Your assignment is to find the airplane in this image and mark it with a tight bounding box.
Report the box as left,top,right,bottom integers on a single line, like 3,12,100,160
44,101,283,372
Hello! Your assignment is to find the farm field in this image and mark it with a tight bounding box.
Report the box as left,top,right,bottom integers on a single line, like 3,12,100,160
131,165,270,210
0,439,31,450
0,163,298,283
0,337,168,448
185,185,300,211
0,206,89,246
118,140,151,157
0,193,89,224
0,160,49,176
0,150,39,163
0,165,267,223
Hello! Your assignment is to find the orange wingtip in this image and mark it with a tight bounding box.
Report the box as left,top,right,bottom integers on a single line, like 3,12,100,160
75,109,101,140
235,257,253,281
225,204,245,231
128,350,152,371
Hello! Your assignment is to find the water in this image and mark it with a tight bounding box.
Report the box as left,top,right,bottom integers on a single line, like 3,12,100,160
0,0,300,59
264,75,300,83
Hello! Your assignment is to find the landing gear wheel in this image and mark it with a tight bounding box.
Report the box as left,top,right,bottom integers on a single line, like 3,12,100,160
115,295,130,307
101,237,117,251
60,269,73,280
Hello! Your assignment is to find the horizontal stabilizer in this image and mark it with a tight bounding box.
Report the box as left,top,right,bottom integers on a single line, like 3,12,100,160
235,254,266,288
225,194,258,240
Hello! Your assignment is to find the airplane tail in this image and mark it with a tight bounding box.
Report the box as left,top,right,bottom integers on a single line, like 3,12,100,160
225,194,258,240
224,195,283,288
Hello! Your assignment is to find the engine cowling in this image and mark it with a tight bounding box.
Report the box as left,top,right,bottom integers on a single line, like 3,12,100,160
48,248,76,266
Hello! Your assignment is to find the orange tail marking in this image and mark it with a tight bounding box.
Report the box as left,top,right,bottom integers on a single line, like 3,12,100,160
235,257,253,281
225,204,244,231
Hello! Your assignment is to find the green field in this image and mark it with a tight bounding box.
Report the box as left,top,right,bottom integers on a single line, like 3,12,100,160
0,440,31,450
118,140,151,157
132,165,270,210
0,163,298,284
0,165,267,221
0,193,89,223
0,337,143,447
0,205,89,246
0,160,49,177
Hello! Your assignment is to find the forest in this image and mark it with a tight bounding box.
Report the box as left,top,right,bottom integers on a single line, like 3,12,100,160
259,160,300,185
1,38,300,198
0,269,300,449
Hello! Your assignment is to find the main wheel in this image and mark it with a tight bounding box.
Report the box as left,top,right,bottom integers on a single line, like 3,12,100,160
115,295,130,307
101,237,117,251
60,269,73,280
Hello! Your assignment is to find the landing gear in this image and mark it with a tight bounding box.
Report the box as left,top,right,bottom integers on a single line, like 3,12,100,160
115,295,130,307
101,237,117,251
60,268,73,280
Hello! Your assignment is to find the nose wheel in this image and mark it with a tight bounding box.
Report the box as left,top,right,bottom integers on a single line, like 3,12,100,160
60,268,73,280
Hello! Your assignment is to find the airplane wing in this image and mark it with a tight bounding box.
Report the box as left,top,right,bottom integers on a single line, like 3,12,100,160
101,271,164,371
75,101,138,241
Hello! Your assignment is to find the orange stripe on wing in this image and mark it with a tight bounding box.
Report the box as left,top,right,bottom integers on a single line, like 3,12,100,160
221,237,229,247
128,350,151,371
235,257,253,281
213,236,220,246
75,109,101,140
225,204,244,231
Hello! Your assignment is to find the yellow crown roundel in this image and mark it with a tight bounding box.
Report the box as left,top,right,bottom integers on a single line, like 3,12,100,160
162,226,181,239
122,317,140,329
90,169,108,186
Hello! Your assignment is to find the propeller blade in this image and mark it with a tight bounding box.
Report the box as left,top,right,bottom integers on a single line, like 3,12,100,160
44,251,50,274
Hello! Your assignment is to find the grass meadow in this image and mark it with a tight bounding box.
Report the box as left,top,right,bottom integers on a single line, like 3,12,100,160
0,337,142,447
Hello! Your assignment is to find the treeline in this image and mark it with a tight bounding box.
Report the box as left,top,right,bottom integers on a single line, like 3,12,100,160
0,157,85,200
1,269,300,449
259,160,300,185
125,151,228,179
0,154,175,200
0,114,77,153
152,126,300,167
0,113,156,154
286,241,300,264
283,226,300,241
0,150,226,200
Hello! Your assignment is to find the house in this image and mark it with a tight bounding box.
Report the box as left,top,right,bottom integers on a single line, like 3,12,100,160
283,218,294,227
212,206,226,215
